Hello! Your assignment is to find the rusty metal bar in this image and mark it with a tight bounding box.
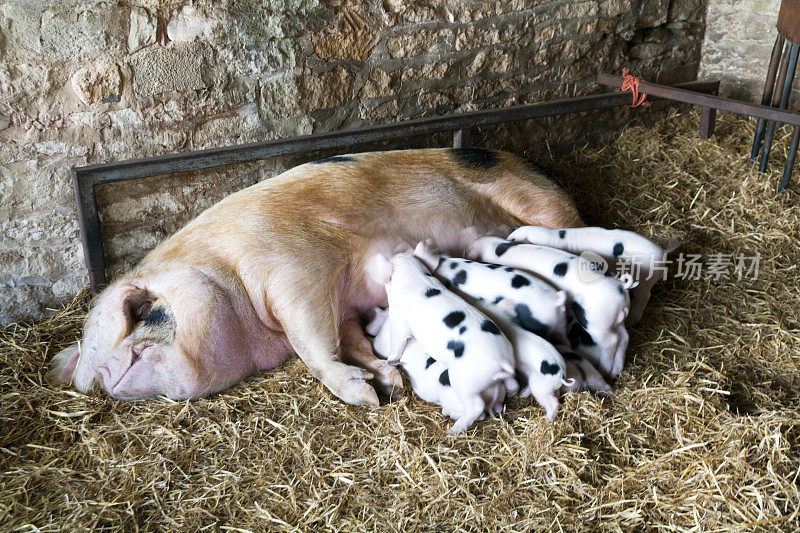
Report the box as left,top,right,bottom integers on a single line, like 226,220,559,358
73,79,720,292
760,43,800,172
699,106,717,139
780,126,800,191
598,73,800,126
751,35,786,161
453,128,472,148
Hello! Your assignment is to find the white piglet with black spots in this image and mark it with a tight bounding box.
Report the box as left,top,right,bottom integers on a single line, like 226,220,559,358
507,226,666,325
467,237,633,379
557,346,613,396
366,252,517,434
366,310,506,420
412,241,569,345
487,299,569,420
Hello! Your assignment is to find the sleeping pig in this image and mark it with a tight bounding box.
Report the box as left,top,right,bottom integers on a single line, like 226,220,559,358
507,226,667,325
48,148,585,406
366,251,517,434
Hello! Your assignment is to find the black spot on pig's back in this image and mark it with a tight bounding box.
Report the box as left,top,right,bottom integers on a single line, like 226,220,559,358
514,303,549,337
447,340,465,358
613,242,624,257
553,262,568,277
443,311,466,328
453,270,467,287
481,319,502,335
495,241,520,257
558,230,566,239
425,288,441,298
540,361,561,375
450,147,499,171
511,275,531,288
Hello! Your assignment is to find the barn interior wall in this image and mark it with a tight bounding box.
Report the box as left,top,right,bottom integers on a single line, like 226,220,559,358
0,0,721,323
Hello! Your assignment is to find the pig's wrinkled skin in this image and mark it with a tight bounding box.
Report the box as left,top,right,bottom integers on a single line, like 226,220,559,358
48,148,584,406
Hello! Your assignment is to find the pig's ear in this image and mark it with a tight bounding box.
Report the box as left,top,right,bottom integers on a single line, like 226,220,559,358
413,240,439,271
365,254,394,285
493,298,517,318
46,343,81,385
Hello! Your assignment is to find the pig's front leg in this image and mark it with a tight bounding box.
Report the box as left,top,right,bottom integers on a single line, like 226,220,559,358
274,284,380,407
341,318,404,400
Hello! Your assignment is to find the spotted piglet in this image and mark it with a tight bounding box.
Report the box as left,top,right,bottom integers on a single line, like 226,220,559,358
412,242,569,345
467,237,634,379
366,313,506,421
508,226,667,325
556,346,612,396
488,299,569,421
366,252,517,434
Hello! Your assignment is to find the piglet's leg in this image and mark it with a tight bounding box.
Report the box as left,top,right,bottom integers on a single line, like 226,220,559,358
449,395,486,434
386,316,411,364
341,318,404,400
610,325,629,379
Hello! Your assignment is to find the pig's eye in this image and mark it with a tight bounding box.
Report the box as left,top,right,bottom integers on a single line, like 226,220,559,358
131,343,155,364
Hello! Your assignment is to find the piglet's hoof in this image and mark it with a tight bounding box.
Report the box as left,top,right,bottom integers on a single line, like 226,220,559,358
370,362,405,402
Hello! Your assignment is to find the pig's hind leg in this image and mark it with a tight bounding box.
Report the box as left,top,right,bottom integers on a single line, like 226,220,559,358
448,395,486,434
342,318,404,400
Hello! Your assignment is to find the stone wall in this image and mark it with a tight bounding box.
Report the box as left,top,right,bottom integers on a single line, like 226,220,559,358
0,0,709,324
699,0,782,101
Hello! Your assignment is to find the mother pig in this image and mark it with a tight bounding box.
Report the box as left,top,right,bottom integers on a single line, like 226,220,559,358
48,148,584,406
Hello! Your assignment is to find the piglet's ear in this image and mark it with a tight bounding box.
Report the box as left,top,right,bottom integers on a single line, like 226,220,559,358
365,253,394,285
46,343,81,385
413,240,439,271
493,298,518,318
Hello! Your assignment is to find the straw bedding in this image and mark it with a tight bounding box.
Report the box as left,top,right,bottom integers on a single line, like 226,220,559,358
2,110,799,531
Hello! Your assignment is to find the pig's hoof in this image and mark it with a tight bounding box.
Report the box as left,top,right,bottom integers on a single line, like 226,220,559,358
325,363,380,407
354,382,381,407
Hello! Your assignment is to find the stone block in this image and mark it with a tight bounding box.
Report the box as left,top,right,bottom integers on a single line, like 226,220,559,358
130,43,215,98
166,5,221,43
71,63,121,105
312,8,379,61
128,7,156,52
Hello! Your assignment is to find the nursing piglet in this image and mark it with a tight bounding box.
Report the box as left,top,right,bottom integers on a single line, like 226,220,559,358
468,237,633,379
556,346,612,396
508,226,666,325
367,252,517,433
412,242,569,345
489,299,569,421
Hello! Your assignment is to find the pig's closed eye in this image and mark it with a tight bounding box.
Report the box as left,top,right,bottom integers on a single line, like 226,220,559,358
131,343,155,364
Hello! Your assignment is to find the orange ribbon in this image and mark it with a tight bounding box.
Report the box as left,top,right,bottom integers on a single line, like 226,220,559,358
621,68,651,107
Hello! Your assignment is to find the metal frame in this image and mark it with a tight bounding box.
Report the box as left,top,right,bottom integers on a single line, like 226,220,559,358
598,72,800,192
72,80,719,292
